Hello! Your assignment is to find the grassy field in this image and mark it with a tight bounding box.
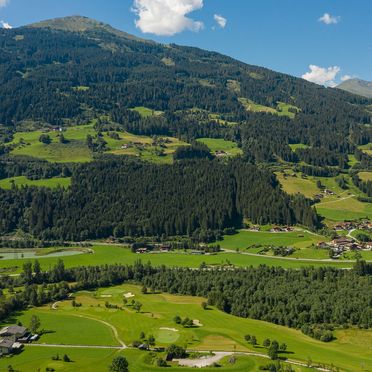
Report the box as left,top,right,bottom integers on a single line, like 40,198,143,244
8,125,188,164
0,176,71,189
239,98,299,119
218,230,324,249
0,243,355,276
359,143,372,155
108,131,189,164
288,144,310,151
275,172,319,198
1,284,370,371
0,347,305,372
358,172,372,181
9,125,95,162
276,102,300,119
197,138,243,157
129,106,164,117
275,171,372,222
239,98,277,114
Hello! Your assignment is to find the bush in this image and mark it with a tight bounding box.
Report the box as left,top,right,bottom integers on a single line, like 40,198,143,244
156,358,168,367
166,344,187,360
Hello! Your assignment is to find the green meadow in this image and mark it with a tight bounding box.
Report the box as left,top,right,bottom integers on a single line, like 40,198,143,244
7,125,188,164
129,106,164,117
239,98,300,119
359,143,372,156
0,347,304,372
9,125,95,163
107,131,188,164
275,171,372,222
358,172,372,181
0,284,370,371
0,243,355,276
0,176,71,189
218,230,324,250
197,138,243,156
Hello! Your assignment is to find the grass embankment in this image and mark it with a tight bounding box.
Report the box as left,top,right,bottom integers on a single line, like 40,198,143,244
1,284,370,371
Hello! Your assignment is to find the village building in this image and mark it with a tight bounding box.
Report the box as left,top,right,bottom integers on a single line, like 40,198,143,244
0,325,28,356
0,326,28,342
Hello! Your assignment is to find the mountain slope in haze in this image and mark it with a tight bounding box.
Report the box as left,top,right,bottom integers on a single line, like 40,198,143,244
337,78,372,99
0,16,371,163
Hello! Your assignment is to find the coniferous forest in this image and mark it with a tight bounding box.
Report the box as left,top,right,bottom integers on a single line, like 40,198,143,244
0,158,318,240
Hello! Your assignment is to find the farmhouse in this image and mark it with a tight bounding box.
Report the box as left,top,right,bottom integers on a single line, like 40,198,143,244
365,242,372,250
331,237,354,247
324,189,335,196
0,325,28,342
0,325,29,356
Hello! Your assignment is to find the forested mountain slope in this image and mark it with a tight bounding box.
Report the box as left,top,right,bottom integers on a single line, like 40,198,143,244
0,16,371,163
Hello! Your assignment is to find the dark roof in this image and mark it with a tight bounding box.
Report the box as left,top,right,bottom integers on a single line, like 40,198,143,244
0,325,27,336
0,338,14,348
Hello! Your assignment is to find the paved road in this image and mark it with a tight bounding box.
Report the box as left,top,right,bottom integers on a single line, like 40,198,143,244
221,249,364,263
27,343,123,350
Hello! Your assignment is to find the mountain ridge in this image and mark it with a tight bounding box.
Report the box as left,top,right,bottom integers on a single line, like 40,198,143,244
337,78,372,99
27,15,149,43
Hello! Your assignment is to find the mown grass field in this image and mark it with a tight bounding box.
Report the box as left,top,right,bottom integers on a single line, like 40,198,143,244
197,138,243,157
0,243,355,276
1,284,370,371
9,125,95,162
0,176,71,189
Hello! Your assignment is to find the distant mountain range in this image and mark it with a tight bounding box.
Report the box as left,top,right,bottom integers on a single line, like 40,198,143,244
337,78,372,99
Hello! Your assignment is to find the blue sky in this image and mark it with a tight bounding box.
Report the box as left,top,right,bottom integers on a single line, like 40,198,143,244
1,0,371,84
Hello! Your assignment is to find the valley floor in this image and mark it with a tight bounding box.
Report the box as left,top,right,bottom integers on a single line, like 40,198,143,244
0,284,370,372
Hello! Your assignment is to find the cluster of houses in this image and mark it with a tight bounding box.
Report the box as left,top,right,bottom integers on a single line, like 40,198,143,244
215,150,228,158
121,141,148,150
333,221,372,232
135,244,171,254
314,189,336,199
318,237,372,257
0,325,38,356
270,226,295,233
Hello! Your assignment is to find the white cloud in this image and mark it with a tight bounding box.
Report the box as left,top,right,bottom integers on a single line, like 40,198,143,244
0,0,9,8
341,75,352,82
1,20,12,29
318,13,341,25
302,65,341,87
214,14,227,29
132,0,204,36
